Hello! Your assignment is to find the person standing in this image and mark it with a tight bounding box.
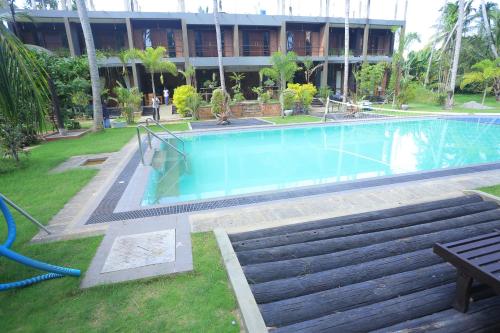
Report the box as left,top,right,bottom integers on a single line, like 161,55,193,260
102,101,110,128
152,96,160,121
163,88,169,105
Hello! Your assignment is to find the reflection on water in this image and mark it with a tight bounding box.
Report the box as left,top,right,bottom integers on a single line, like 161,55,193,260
142,118,500,205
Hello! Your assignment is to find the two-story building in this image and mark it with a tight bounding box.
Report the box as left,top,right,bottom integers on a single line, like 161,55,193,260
13,10,403,100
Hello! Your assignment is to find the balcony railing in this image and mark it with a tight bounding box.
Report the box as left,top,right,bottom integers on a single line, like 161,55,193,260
193,45,234,57
367,48,392,56
328,48,363,57
240,44,271,56
287,45,321,57
139,44,184,57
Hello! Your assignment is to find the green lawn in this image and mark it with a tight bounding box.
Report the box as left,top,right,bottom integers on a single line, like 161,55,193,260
263,114,323,124
0,126,239,332
376,94,499,114
479,184,500,197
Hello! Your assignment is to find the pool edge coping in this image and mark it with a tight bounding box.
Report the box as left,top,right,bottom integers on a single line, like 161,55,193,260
214,228,268,333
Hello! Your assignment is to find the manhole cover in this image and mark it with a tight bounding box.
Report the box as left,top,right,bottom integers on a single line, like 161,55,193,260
82,157,107,166
101,229,176,273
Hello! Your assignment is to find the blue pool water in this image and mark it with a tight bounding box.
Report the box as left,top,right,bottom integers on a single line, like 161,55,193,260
142,118,500,205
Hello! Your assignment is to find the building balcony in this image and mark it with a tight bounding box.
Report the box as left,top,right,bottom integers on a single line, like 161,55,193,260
240,44,271,57
328,48,363,57
287,45,322,57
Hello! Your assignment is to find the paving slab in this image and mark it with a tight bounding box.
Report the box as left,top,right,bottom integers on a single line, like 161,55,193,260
81,215,192,288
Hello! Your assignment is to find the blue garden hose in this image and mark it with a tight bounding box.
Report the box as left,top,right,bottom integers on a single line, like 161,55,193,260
0,196,80,291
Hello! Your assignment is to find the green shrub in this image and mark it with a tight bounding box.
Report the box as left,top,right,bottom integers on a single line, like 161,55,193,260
112,82,143,124
287,83,317,110
0,123,25,163
411,84,437,104
252,86,271,103
435,92,447,106
185,93,203,120
318,86,331,100
210,88,225,116
233,92,245,102
397,81,418,106
173,85,197,117
281,89,296,110
65,120,81,130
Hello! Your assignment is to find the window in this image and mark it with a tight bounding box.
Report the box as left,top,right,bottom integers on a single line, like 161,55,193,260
263,31,270,56
242,31,250,56
221,29,225,56
143,29,152,49
286,31,294,52
195,31,203,56
305,31,312,56
167,30,176,57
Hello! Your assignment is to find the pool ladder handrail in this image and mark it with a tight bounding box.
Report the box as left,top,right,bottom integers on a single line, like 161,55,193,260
0,193,51,234
136,125,186,165
145,118,185,152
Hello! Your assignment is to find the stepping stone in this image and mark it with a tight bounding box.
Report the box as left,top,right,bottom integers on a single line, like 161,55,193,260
81,215,192,288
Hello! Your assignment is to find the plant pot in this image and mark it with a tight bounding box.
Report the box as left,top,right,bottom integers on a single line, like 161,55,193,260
284,109,294,116
111,120,127,128
401,104,409,110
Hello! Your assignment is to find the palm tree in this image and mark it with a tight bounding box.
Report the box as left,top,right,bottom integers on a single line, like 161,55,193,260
461,59,500,103
75,0,103,131
124,47,178,104
213,0,230,120
480,0,499,58
178,64,196,88
302,58,323,83
0,12,50,161
117,49,131,88
343,0,350,103
260,51,299,117
445,0,465,109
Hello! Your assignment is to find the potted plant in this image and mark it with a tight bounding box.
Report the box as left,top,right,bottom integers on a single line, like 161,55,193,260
211,88,230,125
111,82,143,125
111,117,127,128
282,89,296,116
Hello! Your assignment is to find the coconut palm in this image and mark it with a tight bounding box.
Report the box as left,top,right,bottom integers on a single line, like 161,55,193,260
75,0,103,131
445,0,465,109
480,0,499,58
343,0,350,103
213,0,230,121
124,47,178,103
0,11,50,161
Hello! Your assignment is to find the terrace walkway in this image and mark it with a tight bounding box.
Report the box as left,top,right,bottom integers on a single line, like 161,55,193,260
227,195,500,332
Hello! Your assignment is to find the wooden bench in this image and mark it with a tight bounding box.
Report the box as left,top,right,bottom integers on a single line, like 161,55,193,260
433,230,500,312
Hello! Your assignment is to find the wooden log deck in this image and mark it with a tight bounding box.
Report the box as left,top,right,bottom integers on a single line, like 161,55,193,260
228,195,500,332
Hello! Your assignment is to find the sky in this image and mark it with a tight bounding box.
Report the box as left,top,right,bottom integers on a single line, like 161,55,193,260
20,0,498,50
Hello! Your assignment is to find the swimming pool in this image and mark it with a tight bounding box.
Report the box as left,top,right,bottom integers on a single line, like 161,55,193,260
142,118,500,206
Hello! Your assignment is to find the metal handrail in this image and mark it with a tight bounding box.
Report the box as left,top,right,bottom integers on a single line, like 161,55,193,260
136,125,186,165
0,193,51,234
145,117,185,152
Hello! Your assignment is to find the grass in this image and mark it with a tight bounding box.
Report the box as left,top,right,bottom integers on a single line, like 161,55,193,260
263,114,323,124
376,94,499,114
0,125,239,332
479,184,500,197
